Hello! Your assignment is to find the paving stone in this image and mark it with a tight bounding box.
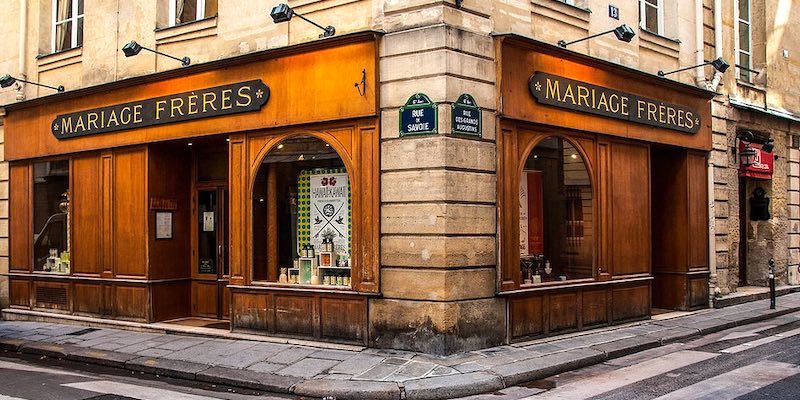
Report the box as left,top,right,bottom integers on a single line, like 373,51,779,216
490,348,606,387
214,347,274,368
155,337,209,351
275,357,339,378
196,366,301,394
247,361,283,373
521,342,565,355
19,342,77,358
265,347,316,364
310,348,357,361
330,354,385,375
354,363,403,380
91,342,129,351
76,329,120,340
404,371,504,400
17,334,52,341
386,360,437,381
429,365,458,376
646,326,701,344
382,357,410,365
136,348,175,358
67,348,140,368
294,379,401,400
452,361,487,373
116,340,162,354
126,356,210,380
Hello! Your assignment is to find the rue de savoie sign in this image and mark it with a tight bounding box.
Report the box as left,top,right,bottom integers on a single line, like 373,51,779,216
51,80,270,139
528,72,700,134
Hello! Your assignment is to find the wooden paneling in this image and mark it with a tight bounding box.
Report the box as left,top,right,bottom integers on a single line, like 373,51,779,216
497,37,713,151
112,147,148,277
690,275,710,308
549,293,578,332
509,296,544,339
152,281,190,321
101,152,114,277
228,135,246,286
581,290,608,327
191,281,218,318
610,142,650,276
687,152,709,268
275,295,315,336
9,163,32,272
5,37,379,161
320,297,367,342
72,154,103,275
354,123,380,293
232,292,269,332
9,279,31,307
148,144,191,281
612,285,650,321
114,285,148,321
73,283,103,315
33,281,70,311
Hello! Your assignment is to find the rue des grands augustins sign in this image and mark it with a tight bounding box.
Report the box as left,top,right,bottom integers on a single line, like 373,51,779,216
528,72,701,134
51,80,270,139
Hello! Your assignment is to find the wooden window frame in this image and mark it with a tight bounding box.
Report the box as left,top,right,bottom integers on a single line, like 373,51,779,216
51,0,84,53
169,0,215,27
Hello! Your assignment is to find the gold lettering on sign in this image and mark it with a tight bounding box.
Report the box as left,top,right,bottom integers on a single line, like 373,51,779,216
203,92,217,113
155,100,167,120
61,117,73,134
171,97,185,118
236,86,252,107
577,85,590,107
221,89,233,110
187,94,199,115
74,115,86,132
133,104,143,123
87,112,99,130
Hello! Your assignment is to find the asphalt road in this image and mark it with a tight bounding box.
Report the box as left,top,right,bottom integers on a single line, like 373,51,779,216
459,311,800,400
2,313,800,400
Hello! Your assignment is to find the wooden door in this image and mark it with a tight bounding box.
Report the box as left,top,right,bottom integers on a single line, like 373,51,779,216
195,185,229,319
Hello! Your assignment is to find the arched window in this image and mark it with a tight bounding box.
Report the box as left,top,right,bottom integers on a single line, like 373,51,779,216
252,135,352,287
519,137,594,284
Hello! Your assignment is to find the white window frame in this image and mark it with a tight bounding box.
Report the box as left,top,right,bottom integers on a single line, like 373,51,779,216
558,0,576,5
51,0,83,53
736,0,753,82
639,0,664,35
169,0,207,27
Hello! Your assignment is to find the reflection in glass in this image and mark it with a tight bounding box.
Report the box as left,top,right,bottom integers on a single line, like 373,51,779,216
33,161,70,273
519,137,593,284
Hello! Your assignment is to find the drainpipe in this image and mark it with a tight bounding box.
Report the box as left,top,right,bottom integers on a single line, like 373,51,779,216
708,0,724,91
17,0,27,101
694,0,706,87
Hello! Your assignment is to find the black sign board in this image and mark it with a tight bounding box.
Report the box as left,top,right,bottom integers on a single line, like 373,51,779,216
400,93,437,136
51,80,270,139
199,259,216,275
451,94,481,137
528,72,700,134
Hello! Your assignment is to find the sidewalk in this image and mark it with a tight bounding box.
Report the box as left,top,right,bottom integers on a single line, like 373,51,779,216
1,293,799,400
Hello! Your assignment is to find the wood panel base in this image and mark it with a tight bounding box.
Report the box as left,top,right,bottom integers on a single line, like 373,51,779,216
230,286,368,345
507,279,652,342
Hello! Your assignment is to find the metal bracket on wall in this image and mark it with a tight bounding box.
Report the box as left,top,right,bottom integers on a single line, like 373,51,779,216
455,0,463,8
354,69,366,97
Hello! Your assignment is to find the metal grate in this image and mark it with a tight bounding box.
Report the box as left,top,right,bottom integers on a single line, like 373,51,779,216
36,286,67,306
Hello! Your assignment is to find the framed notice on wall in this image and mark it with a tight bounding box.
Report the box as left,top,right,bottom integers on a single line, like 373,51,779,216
155,211,173,240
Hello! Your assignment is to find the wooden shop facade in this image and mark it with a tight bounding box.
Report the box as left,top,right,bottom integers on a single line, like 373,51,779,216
496,35,714,342
3,31,715,350
5,32,380,345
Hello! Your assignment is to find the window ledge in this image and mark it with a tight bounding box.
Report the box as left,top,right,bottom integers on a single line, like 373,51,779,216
499,275,653,295
737,79,767,92
638,28,680,58
231,282,380,296
36,47,82,72
532,0,591,28
155,15,218,45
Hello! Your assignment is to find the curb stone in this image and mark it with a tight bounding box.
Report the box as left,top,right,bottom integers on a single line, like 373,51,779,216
490,347,606,387
66,348,139,368
293,379,402,400
403,371,505,400
125,356,211,381
590,336,660,359
0,338,30,352
195,366,302,394
19,342,77,358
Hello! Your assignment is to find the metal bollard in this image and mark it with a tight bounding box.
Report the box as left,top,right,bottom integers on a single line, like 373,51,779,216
769,258,776,309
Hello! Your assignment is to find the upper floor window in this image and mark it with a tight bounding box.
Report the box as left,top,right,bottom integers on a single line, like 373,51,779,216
639,0,664,35
169,0,218,27
52,0,83,53
737,0,753,83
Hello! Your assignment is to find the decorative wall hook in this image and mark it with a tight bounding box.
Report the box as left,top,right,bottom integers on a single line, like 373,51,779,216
354,69,366,97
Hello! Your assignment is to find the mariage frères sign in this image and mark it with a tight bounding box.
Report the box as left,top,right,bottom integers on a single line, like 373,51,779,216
50,80,270,139
528,72,700,134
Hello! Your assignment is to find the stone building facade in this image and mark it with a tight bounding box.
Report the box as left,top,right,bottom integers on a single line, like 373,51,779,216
2,0,792,355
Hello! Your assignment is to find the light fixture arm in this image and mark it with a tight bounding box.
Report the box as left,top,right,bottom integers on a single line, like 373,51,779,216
658,57,729,77
558,28,617,48
140,46,191,67
293,11,335,37
658,62,710,77
5,76,64,92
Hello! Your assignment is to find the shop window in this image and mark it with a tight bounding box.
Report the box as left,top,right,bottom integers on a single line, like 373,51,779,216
33,160,70,273
252,136,352,287
51,0,83,53
639,0,663,35
519,137,593,285
169,0,218,27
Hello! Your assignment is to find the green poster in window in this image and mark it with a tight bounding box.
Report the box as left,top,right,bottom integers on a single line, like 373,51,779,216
297,168,351,256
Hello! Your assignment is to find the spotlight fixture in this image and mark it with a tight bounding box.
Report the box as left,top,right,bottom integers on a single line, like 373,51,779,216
0,74,64,92
558,24,635,48
122,40,190,67
270,3,335,38
658,57,729,77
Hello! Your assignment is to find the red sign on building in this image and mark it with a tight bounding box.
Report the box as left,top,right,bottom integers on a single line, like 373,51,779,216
739,141,774,180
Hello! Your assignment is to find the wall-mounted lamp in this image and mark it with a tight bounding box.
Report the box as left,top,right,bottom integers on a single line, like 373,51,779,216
658,57,729,77
558,24,635,48
122,41,190,67
0,74,64,92
739,142,759,167
270,3,335,38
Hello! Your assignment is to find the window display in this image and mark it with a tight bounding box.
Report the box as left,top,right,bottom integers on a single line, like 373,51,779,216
519,137,593,284
33,160,70,273
252,136,352,287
